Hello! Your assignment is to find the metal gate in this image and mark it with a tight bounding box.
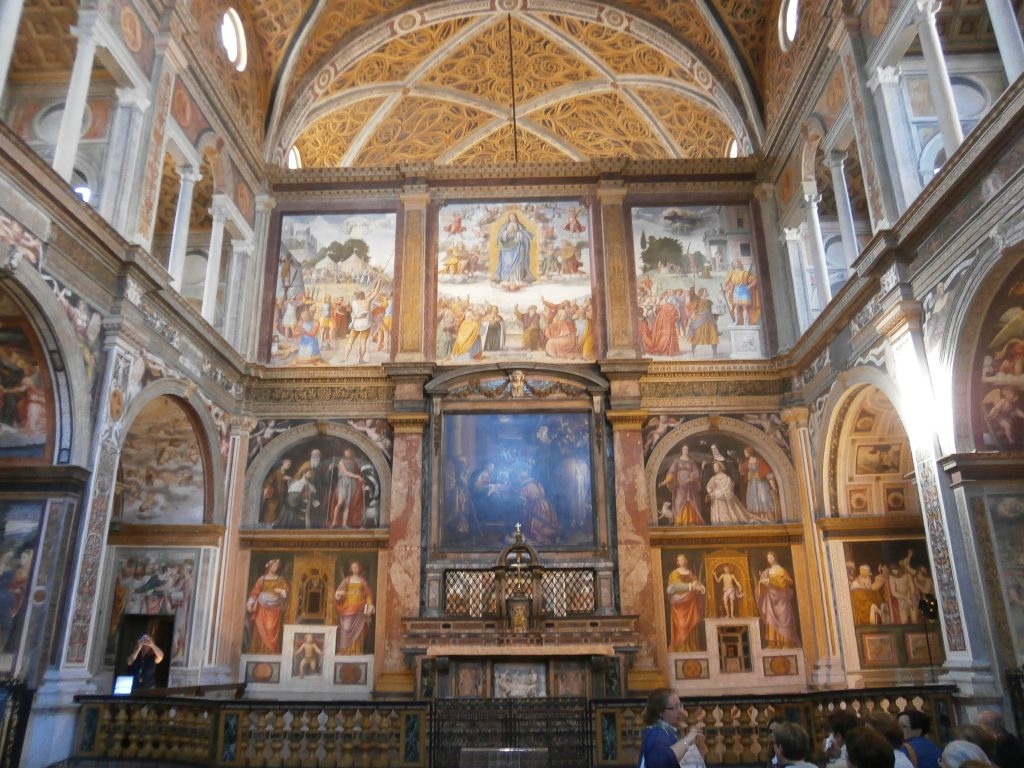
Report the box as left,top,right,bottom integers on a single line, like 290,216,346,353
431,697,592,768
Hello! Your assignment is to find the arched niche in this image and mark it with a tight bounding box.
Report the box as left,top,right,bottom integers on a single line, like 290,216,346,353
827,385,918,519
113,381,224,526
0,269,93,466
646,415,799,527
243,421,393,530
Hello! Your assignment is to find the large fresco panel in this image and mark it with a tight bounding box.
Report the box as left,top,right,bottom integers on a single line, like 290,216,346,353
254,434,382,530
0,501,43,673
269,213,397,366
436,201,594,363
632,205,765,360
441,413,596,550
976,259,1024,450
985,495,1024,659
654,432,781,526
117,395,206,525
0,293,49,460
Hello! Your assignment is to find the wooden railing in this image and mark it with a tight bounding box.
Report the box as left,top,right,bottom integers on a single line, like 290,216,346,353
72,685,956,767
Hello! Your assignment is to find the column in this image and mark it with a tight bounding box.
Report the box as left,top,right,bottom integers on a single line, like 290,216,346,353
597,182,637,358
876,300,997,699
52,20,98,182
802,193,833,307
201,202,227,323
825,151,859,271
0,0,26,104
378,411,430,694
244,194,276,359
753,183,799,351
914,0,964,158
782,228,812,331
394,186,430,362
223,239,252,347
205,416,255,681
868,66,923,210
985,0,1024,85
166,165,200,290
782,407,844,687
98,87,150,232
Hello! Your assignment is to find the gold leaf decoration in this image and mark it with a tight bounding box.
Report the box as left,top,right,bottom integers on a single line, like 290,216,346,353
712,0,772,82
323,18,474,98
247,0,314,95
625,0,730,75
355,97,492,166
450,123,574,166
10,0,82,80
542,15,695,85
294,97,388,167
634,87,733,158
530,92,667,160
421,17,600,108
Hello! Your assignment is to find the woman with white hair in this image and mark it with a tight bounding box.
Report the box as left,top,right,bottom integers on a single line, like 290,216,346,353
939,740,990,768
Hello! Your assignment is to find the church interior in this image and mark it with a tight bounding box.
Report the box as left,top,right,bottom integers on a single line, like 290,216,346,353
0,0,1023,765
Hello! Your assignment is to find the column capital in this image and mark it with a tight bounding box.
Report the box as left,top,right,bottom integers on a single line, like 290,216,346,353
875,299,924,341
780,406,810,428
825,149,848,168
176,165,201,184
228,415,258,436
69,17,100,45
114,86,150,112
387,412,429,434
255,194,276,213
209,200,231,223
605,409,648,432
868,65,901,91
230,237,254,256
400,187,431,209
801,192,822,209
913,0,942,23
596,181,627,204
782,226,804,242
753,183,776,200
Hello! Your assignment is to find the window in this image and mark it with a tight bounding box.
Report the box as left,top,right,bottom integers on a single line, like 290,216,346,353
728,139,739,158
287,146,302,169
72,169,91,204
779,0,799,51
220,9,247,72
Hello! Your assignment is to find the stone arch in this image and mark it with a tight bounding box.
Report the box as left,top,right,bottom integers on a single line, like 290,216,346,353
646,415,799,526
0,267,94,466
244,421,393,528
117,378,226,525
814,366,914,517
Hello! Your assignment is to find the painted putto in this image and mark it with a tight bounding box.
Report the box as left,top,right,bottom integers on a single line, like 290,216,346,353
436,201,594,364
977,259,1024,449
0,292,49,460
269,213,397,366
632,205,764,360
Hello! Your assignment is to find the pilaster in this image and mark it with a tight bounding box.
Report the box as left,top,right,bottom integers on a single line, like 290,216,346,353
395,187,431,362
596,183,637,359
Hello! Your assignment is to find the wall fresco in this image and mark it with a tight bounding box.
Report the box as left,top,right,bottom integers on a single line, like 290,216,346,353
0,290,50,460
976,259,1024,450
985,495,1024,659
0,501,42,673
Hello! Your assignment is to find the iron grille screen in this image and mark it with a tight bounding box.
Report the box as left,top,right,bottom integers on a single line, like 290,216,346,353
444,569,596,617
541,570,595,616
444,571,498,616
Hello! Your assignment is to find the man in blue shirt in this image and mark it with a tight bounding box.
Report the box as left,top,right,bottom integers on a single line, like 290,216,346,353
898,710,942,768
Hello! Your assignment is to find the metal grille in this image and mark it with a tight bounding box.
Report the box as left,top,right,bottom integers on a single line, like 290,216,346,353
444,571,498,616
432,697,591,768
503,573,533,601
541,570,595,617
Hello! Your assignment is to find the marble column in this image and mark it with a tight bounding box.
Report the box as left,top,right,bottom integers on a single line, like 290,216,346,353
753,183,799,351
201,202,228,324
782,228,812,330
802,193,833,307
868,66,923,210
913,0,964,158
378,412,429,694
224,239,252,347
52,20,99,182
876,300,997,700
985,0,1024,82
606,407,665,691
597,182,638,358
825,151,859,271
782,407,844,687
243,194,275,359
205,416,256,681
395,186,430,362
166,165,200,290
99,87,150,234
0,0,26,104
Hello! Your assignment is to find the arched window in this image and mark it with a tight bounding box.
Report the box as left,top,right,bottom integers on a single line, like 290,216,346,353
727,139,739,158
287,146,303,169
220,8,247,72
779,0,799,51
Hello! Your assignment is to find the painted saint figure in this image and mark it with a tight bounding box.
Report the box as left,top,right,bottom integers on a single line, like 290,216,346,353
245,559,288,654
493,214,534,285
329,449,365,528
714,565,743,618
666,554,706,652
756,552,799,648
335,561,375,655
742,447,779,521
722,259,761,325
660,445,705,525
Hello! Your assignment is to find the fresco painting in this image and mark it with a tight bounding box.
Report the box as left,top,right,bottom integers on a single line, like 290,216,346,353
663,547,801,655
654,433,781,526
985,495,1024,656
270,213,397,366
242,551,377,657
436,201,594,363
0,502,42,672
977,259,1024,449
256,435,381,529
105,547,200,666
0,299,48,460
441,413,595,550
632,205,764,360
117,395,205,525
